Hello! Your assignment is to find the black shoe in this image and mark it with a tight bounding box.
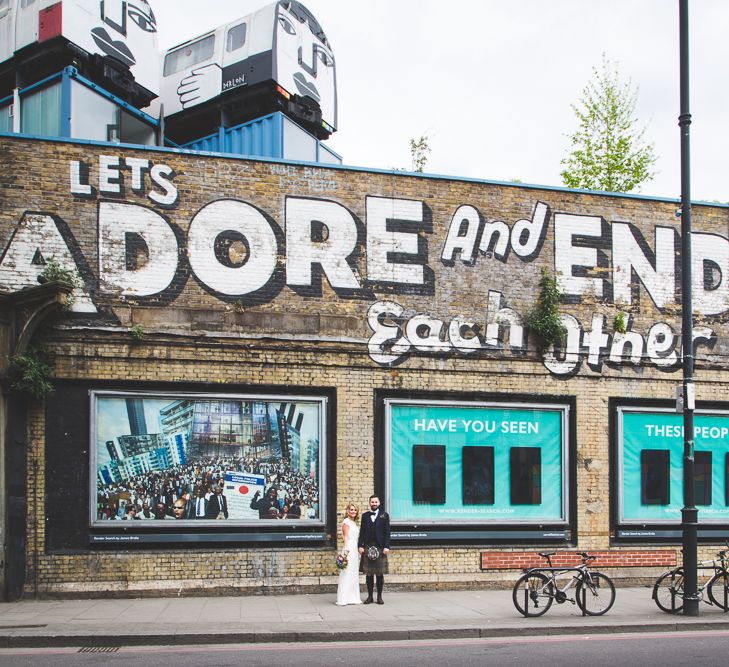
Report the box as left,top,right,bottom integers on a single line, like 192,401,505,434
376,595,384,605
363,596,374,604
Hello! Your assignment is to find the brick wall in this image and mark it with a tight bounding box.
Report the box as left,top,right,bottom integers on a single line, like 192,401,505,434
1,135,729,597
481,550,678,571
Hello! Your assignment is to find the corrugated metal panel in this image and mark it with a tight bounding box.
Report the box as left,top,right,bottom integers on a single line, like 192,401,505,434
184,133,222,153
181,112,340,164
183,113,284,158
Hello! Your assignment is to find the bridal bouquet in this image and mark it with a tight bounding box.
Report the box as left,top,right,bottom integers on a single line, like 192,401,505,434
335,550,349,570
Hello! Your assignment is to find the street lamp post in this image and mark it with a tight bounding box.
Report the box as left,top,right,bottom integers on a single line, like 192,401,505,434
679,0,699,617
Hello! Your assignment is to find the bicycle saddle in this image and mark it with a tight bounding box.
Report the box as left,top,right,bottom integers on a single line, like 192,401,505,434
539,551,556,558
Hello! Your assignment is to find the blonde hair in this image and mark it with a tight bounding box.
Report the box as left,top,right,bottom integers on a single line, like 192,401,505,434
343,502,359,523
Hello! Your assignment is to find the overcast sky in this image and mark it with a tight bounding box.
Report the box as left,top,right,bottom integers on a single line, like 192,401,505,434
151,0,729,203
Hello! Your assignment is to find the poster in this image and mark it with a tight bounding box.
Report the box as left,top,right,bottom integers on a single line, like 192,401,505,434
386,400,567,524
620,409,729,523
92,392,323,525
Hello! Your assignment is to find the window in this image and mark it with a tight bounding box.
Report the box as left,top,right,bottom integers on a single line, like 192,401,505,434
0,104,11,133
640,450,670,505
412,445,445,504
21,0,36,7
164,35,215,76
510,447,541,505
21,83,61,136
694,451,712,506
462,446,494,505
0,0,10,16
226,23,246,52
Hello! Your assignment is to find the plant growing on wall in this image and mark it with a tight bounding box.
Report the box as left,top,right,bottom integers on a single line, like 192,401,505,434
38,257,79,309
8,344,55,400
526,268,567,354
131,324,145,341
613,311,627,334
410,134,431,173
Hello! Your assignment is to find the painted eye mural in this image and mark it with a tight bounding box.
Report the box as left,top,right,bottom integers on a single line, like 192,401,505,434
127,1,157,33
277,14,297,36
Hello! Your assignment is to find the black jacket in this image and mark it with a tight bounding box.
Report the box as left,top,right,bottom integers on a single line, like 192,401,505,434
205,493,228,519
358,510,391,549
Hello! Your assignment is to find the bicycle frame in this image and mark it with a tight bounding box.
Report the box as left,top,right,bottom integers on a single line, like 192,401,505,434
523,564,591,612
653,548,729,613
520,553,603,615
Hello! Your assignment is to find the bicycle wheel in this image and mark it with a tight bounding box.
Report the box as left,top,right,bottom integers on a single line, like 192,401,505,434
512,571,554,617
576,571,616,615
707,571,729,611
653,568,684,614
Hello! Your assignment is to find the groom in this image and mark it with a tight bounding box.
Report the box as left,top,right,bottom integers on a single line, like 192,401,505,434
358,495,391,604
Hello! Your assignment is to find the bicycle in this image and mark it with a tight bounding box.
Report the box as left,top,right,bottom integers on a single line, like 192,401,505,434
652,545,729,614
512,551,616,617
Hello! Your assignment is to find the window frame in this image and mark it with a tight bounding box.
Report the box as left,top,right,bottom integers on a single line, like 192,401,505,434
163,33,216,77
225,22,246,53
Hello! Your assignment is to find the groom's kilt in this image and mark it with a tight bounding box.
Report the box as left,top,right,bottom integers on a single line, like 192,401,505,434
360,546,389,575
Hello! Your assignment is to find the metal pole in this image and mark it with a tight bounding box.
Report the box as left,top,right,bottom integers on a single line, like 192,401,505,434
679,0,699,616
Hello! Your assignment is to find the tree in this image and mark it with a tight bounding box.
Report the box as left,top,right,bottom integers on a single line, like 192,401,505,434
410,134,431,172
560,56,657,193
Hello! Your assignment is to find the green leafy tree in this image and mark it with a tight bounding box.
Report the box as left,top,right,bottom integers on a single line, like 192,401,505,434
560,57,657,193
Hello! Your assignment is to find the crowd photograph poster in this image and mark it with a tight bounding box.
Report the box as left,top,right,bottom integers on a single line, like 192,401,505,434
90,391,324,526
385,400,568,525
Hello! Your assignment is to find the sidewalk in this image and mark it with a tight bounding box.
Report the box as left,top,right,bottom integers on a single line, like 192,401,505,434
0,587,728,648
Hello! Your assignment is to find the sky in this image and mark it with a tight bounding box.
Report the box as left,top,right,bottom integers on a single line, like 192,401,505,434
151,0,729,203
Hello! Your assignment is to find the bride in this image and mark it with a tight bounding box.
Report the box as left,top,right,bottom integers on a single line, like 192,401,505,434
336,502,362,605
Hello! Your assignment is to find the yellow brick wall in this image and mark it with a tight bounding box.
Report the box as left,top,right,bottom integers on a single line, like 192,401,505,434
1,135,728,596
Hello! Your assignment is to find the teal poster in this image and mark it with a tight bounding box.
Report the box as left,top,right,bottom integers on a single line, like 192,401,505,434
621,410,729,523
388,402,566,523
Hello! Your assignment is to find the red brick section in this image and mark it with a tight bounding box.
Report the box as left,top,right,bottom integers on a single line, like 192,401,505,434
480,550,677,571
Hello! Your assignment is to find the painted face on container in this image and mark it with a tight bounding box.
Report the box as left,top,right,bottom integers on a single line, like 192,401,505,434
275,1,337,130
91,0,158,68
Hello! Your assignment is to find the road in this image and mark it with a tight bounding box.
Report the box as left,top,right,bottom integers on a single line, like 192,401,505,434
0,630,727,666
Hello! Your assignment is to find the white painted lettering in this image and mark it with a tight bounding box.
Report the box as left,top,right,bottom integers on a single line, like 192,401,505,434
554,213,603,297
98,202,177,296
612,223,675,309
285,197,360,289
187,200,277,296
366,196,425,284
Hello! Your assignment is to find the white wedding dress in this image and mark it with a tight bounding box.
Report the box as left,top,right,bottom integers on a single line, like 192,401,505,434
336,518,362,605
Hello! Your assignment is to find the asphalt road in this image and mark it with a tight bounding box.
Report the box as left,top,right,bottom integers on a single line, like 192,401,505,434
0,630,727,666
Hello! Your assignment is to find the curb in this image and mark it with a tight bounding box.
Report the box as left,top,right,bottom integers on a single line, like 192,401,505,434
2,620,729,648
